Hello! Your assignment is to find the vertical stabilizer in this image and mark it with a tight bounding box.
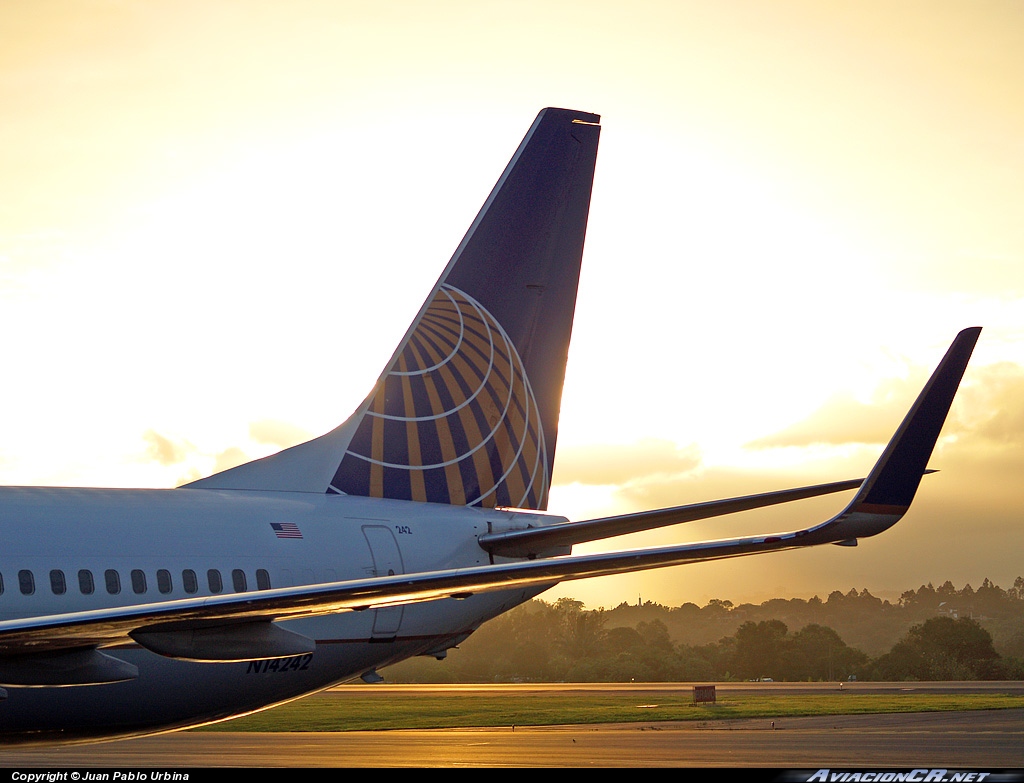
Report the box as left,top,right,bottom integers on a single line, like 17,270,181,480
187,108,601,508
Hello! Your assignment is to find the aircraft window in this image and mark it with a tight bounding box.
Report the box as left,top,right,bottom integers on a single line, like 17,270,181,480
131,569,147,594
256,569,271,590
18,570,34,596
182,569,198,594
0,571,4,595
50,569,66,595
207,569,223,594
79,570,94,595
232,569,247,592
157,569,172,594
105,569,121,595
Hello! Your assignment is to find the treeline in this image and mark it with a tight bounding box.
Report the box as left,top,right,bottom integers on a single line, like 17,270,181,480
384,578,1024,683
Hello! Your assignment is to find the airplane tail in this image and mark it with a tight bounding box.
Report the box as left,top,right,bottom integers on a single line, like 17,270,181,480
187,108,602,509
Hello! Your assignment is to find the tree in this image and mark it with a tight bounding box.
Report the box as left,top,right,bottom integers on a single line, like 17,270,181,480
558,604,608,661
788,624,868,681
732,620,788,680
873,617,1003,680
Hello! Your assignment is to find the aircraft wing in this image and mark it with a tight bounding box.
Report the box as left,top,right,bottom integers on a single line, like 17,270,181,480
0,327,980,662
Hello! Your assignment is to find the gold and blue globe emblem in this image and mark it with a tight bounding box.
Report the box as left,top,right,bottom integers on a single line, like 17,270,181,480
329,284,549,508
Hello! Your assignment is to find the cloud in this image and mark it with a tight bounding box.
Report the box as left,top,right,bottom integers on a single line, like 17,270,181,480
141,421,312,488
140,431,248,486
952,362,1024,445
212,447,250,474
747,357,1024,452
141,429,190,465
552,439,701,486
747,367,932,448
249,419,312,449
173,467,203,488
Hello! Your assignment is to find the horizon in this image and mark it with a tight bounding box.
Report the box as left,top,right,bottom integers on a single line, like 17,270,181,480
525,574,1024,612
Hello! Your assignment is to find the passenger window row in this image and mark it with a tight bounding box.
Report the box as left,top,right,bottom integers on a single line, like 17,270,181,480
2,568,272,597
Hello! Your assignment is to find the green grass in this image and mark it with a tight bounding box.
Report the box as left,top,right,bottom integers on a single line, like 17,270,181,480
194,689,1024,733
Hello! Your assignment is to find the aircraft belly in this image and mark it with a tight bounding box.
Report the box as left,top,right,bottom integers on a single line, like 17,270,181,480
0,589,534,745
0,644,398,745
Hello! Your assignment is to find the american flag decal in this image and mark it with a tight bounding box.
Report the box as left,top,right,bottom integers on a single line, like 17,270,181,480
271,522,303,539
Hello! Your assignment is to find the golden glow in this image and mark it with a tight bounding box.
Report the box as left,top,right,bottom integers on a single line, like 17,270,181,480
2,1,1022,605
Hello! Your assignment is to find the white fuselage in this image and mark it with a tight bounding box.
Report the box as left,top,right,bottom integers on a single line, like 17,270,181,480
0,487,559,744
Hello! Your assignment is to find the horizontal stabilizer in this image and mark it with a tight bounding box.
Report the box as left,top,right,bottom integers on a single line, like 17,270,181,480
479,477,864,558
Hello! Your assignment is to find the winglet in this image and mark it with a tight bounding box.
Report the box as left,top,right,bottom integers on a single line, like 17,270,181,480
820,327,980,541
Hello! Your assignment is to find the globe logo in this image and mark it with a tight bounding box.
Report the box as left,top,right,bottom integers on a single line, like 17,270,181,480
331,284,549,509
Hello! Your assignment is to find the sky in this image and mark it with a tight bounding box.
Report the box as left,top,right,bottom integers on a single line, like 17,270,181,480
2,0,1023,608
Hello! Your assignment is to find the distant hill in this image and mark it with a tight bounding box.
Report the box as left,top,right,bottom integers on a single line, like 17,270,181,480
383,578,1024,683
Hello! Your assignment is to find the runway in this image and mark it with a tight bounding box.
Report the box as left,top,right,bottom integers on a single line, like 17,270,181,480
3,684,1023,767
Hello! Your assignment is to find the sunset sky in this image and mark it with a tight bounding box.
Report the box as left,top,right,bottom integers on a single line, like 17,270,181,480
2,1,1023,608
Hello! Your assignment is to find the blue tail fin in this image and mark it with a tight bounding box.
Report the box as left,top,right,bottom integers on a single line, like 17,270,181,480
187,108,601,508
